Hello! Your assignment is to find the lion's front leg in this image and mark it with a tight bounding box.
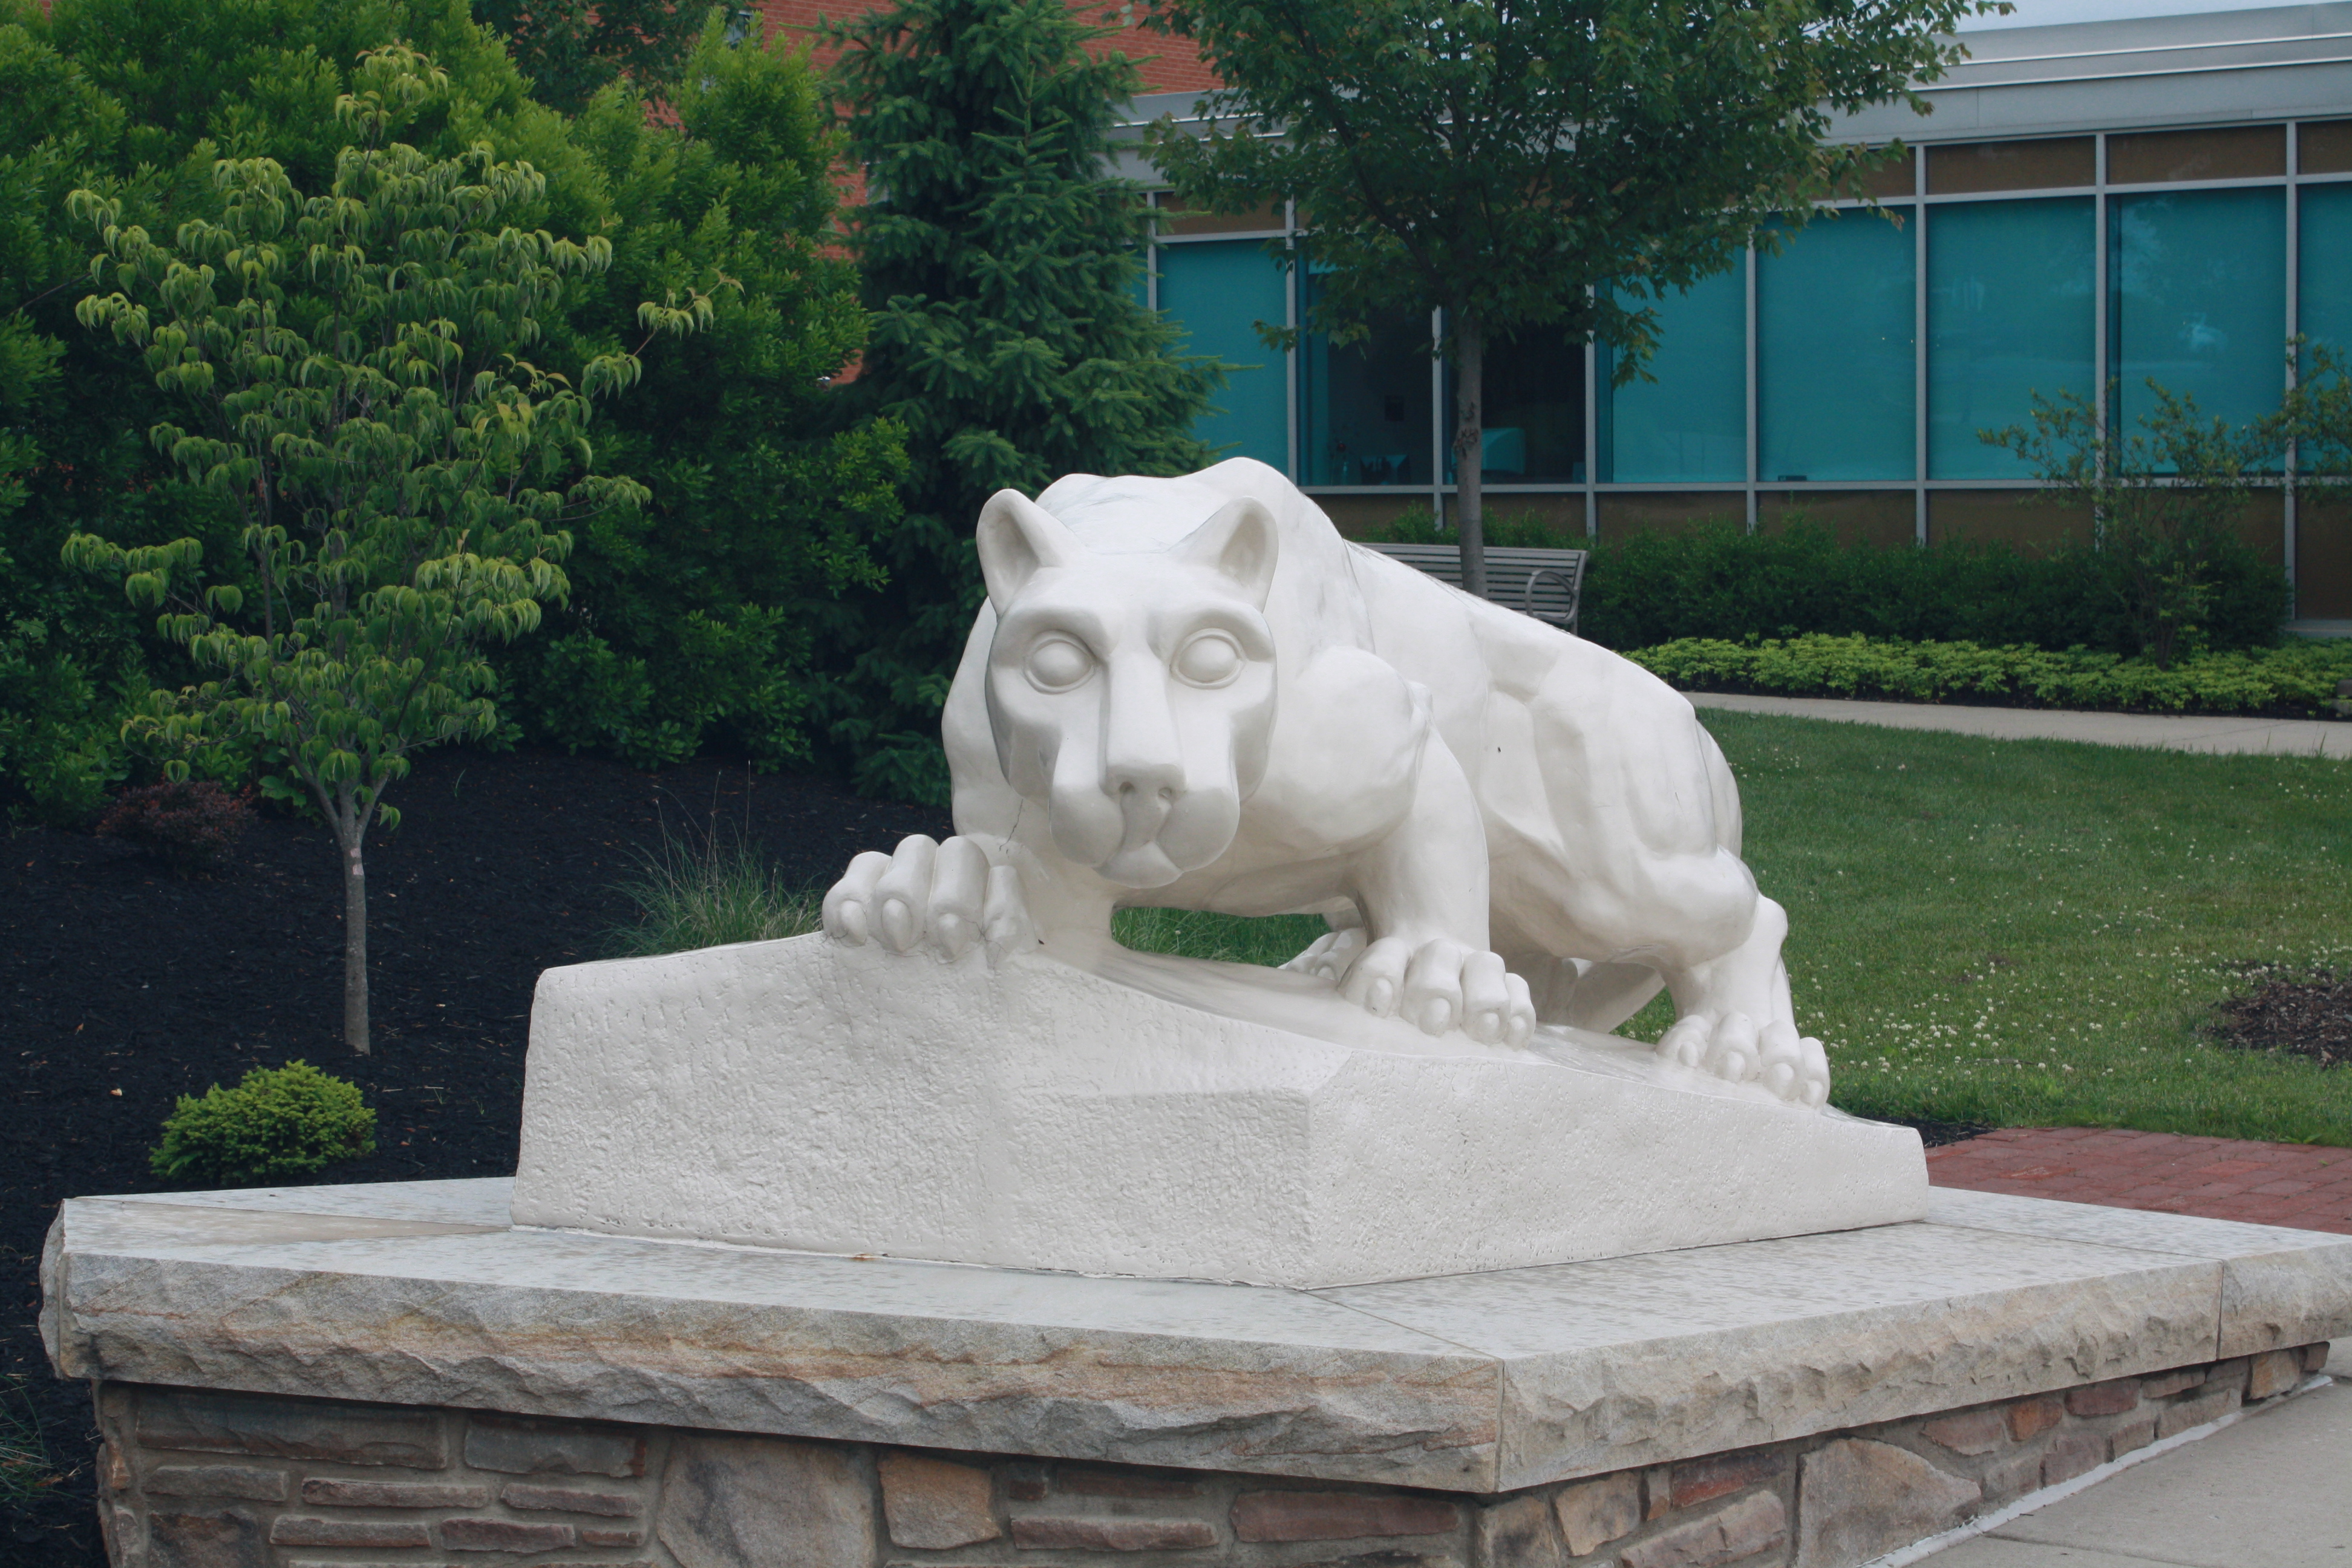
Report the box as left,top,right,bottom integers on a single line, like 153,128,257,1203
1291,736,1535,1047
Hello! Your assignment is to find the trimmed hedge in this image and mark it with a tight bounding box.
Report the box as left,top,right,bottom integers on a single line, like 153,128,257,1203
1626,634,2352,716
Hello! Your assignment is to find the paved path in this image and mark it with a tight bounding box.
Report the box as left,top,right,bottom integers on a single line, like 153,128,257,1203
1686,691,2352,758
1929,1127,2352,1234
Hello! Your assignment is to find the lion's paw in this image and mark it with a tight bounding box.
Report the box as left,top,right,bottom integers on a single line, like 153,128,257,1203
822,835,1033,964
1656,1011,1829,1106
1294,932,1535,1047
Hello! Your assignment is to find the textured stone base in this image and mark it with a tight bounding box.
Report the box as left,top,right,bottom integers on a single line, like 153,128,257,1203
84,1345,2334,1568
509,933,1926,1287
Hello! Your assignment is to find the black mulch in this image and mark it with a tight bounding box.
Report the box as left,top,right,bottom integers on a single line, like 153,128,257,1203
1,746,949,1567
2213,972,2352,1070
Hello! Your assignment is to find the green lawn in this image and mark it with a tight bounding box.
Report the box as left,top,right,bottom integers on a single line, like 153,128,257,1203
1118,712,2352,1145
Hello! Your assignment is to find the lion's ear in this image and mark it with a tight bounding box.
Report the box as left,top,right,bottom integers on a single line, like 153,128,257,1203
1172,497,1279,609
976,489,1083,613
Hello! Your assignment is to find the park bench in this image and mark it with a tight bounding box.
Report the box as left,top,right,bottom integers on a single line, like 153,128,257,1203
1359,541,1587,636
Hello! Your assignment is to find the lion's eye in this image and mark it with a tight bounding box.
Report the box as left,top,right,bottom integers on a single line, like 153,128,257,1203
1173,631,1243,688
1025,636,1094,693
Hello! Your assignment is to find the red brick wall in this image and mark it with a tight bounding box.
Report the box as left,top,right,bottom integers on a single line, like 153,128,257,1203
748,0,1221,93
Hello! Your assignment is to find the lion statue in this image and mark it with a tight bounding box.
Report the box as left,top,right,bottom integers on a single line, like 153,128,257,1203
823,459,1830,1106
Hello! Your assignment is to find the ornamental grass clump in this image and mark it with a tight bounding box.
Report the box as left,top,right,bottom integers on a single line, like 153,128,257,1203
149,1061,376,1186
95,780,254,875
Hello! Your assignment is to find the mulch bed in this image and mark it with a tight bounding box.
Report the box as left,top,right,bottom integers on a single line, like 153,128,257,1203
1,746,948,1567
2212,972,2352,1070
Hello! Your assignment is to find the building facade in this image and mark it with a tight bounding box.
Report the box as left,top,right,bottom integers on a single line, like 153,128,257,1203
1111,2,2352,619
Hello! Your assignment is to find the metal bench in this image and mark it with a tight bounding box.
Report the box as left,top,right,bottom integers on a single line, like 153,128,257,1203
1359,541,1587,636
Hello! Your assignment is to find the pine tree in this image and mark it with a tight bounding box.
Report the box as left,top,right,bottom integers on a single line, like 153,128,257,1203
821,0,1224,803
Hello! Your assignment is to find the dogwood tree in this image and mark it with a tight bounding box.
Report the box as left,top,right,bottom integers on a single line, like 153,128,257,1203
1144,0,1993,596
65,50,661,1053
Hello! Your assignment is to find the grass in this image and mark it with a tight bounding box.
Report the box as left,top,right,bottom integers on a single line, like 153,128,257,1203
0,1376,60,1507
607,827,820,958
1120,712,2352,1145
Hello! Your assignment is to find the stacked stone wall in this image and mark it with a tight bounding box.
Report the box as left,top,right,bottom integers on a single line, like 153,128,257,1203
90,1343,2328,1568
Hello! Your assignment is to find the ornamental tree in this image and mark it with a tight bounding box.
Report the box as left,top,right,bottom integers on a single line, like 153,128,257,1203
65,49,656,1053
1144,0,1993,597
822,0,1224,801
471,0,725,113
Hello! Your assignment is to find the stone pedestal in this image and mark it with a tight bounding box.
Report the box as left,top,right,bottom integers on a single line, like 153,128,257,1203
509,934,1926,1287
44,1179,2352,1567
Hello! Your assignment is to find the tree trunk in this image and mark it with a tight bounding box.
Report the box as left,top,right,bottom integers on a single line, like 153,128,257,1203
339,811,370,1056
1451,312,1487,601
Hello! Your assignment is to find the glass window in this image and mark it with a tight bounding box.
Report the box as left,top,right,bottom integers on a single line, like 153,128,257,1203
1598,260,1745,483
2300,119,2352,175
1446,324,1586,483
1156,240,1291,471
2111,188,2286,440
1759,214,1915,482
2108,126,2285,185
1298,272,1432,486
2301,185,2352,358
1927,197,2096,478
1926,138,2094,195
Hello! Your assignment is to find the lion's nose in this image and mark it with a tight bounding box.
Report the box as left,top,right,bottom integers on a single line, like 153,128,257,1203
1108,759,1182,802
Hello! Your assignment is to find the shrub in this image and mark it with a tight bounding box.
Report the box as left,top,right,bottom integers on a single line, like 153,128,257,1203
1627,633,2352,716
607,829,818,956
95,780,254,874
149,1061,377,1186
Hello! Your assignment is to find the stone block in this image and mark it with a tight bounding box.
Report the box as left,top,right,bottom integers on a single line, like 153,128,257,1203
1980,1451,2040,1505
2137,1367,2204,1399
2040,1429,2106,1487
267,1515,433,1547
1232,1491,1459,1541
148,1507,265,1568
656,1433,874,1568
442,1517,579,1552
298,1477,487,1508
503,1481,643,1517
2200,1357,2250,1396
1621,1491,1787,1568
465,1413,645,1477
145,1464,287,1501
1794,1439,1978,1568
2004,1395,2064,1442
1057,1463,1203,1498
1917,1409,2007,1457
1009,1516,1221,1550
137,1388,446,1469
581,1526,648,1547
2108,1414,2157,1459
100,1442,131,1492
1670,1448,1787,1508
2064,1379,2140,1417
1005,1462,1050,1502
879,1451,999,1549
2247,1348,2304,1399
511,935,1927,1289
2155,1387,2239,1439
1472,1491,1567,1568
1553,1471,1641,1555
2302,1341,2331,1373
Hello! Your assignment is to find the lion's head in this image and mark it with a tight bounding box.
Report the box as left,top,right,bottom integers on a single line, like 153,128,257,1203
975,488,1279,889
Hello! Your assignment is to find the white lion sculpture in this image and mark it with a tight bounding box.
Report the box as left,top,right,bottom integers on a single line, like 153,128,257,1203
825,459,1829,1106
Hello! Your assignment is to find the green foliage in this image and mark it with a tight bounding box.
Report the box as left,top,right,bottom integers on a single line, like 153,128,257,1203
821,0,1225,800
0,1374,60,1508
2287,340,2352,487
149,1059,377,1185
471,0,722,114
65,49,654,1051
1626,632,2352,716
503,15,905,770
1576,520,2286,655
1984,383,2290,665
607,826,818,956
1359,504,1583,550
1142,0,1990,585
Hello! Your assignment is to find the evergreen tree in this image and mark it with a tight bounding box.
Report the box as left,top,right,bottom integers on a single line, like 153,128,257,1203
471,0,725,115
822,0,1224,803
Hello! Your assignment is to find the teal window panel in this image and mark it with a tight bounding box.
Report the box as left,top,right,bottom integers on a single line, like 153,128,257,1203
2112,188,2286,442
1443,324,1587,482
1927,197,2096,479
1599,258,1745,483
1299,271,1433,485
1759,213,1916,482
2301,183,2352,359
1156,240,1290,470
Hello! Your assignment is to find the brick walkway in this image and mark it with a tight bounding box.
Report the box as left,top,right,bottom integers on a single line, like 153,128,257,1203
1927,1127,2352,1234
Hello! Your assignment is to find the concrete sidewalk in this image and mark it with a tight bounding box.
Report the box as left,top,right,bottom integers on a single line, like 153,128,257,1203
1919,1361,2351,1566
1686,691,2352,759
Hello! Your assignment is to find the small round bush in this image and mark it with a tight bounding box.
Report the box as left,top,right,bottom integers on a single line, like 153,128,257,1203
96,780,256,875
149,1061,377,1186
